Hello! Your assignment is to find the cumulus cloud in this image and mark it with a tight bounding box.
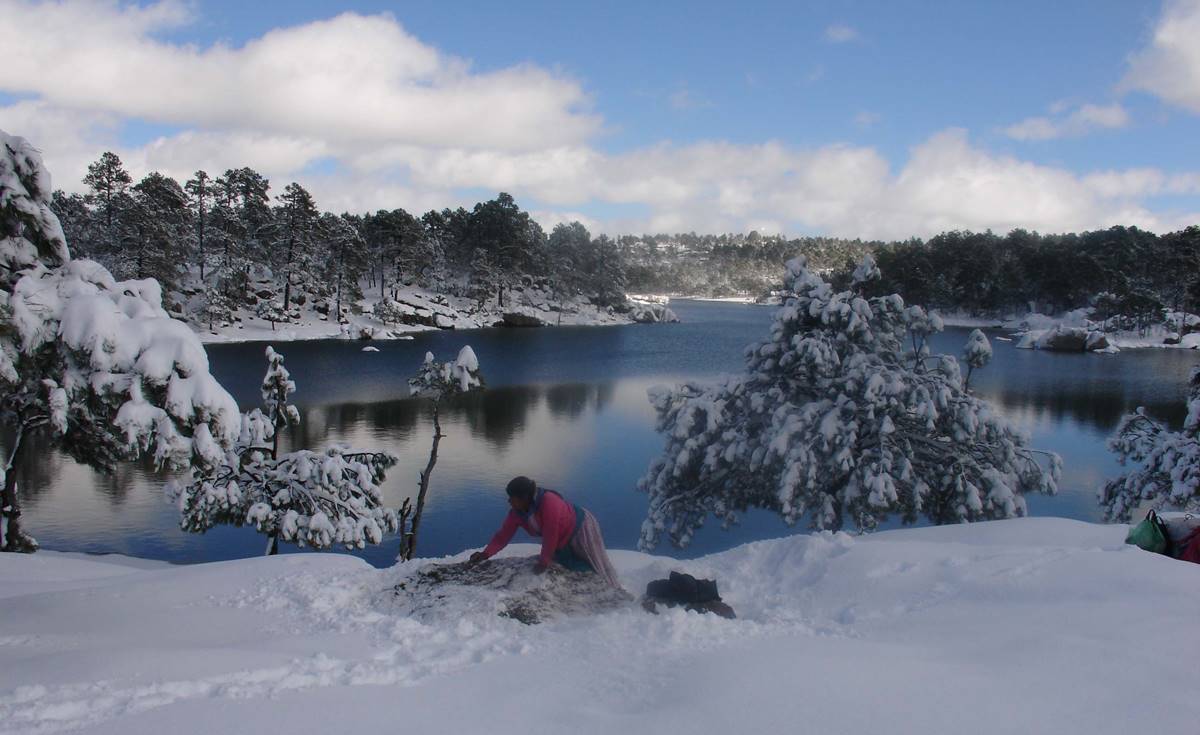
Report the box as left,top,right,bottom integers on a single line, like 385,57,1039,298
1122,0,1200,113
824,24,859,43
0,0,598,151
4,1,1196,242
1003,103,1130,140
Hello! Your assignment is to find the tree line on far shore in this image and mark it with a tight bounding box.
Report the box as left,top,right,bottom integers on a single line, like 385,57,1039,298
54,151,1199,328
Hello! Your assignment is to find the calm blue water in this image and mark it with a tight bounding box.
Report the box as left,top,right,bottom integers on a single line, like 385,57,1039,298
15,300,1199,565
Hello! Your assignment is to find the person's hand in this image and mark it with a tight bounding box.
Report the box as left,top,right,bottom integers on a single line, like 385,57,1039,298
532,561,549,575
468,551,488,565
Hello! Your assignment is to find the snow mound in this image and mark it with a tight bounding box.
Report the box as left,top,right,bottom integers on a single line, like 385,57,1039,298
391,557,633,625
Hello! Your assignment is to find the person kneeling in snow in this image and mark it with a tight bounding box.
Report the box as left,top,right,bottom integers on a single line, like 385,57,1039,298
469,476,622,588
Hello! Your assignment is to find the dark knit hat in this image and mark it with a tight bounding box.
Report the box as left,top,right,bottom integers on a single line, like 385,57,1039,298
505,476,537,501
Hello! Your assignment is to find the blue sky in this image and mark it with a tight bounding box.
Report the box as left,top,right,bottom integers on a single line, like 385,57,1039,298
1,0,1197,237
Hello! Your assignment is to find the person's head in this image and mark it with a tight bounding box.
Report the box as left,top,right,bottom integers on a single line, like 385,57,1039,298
505,476,537,512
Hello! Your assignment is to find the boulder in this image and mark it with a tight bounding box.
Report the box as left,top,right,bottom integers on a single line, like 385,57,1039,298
391,558,631,625
256,288,275,300
629,301,680,324
497,312,546,328
1084,331,1110,351
1021,326,1115,352
1038,326,1089,351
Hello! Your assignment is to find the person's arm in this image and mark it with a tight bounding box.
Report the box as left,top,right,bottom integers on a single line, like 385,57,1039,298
536,495,573,567
481,511,521,558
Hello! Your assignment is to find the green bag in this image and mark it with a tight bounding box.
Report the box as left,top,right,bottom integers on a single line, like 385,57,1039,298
1125,510,1170,555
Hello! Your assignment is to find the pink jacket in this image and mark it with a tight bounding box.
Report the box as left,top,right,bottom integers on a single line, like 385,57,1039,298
482,490,577,566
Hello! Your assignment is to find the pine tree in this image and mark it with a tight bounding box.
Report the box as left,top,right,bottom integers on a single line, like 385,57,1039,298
82,151,132,255
320,213,368,322
170,347,400,555
256,299,287,330
399,346,484,560
2,131,240,552
1100,369,1200,520
128,172,191,289
637,256,1060,550
276,182,319,311
184,171,212,281
962,329,992,391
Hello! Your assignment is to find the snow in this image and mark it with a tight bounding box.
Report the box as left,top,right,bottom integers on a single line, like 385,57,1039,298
195,283,635,345
0,518,1195,735
361,346,380,353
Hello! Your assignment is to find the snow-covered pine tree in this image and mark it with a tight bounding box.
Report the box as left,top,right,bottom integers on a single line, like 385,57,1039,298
373,298,408,326
1099,369,1200,520
399,346,484,560
962,328,992,390
199,281,233,332
637,255,1060,550
170,346,400,555
255,299,287,330
1,130,240,552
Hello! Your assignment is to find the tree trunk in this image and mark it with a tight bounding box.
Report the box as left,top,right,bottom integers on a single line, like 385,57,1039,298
402,405,443,561
1,424,37,553
265,533,278,556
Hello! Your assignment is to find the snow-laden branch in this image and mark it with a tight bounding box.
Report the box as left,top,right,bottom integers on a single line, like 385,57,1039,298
1100,382,1200,521
170,346,399,553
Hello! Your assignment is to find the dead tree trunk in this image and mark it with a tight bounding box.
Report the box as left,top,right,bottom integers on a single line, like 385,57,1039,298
401,405,443,560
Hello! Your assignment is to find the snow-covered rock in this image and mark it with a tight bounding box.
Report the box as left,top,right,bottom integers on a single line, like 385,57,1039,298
628,300,680,323
1017,325,1116,352
392,557,632,625
497,312,546,327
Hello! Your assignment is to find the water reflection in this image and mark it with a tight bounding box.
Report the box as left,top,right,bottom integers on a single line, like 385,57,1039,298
12,301,1200,567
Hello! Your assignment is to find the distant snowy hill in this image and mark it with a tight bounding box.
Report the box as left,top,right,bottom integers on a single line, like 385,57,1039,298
1,518,1195,734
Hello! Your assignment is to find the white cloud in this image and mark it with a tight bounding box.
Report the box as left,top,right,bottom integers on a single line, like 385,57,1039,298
0,0,598,152
668,87,713,111
3,2,1195,241
1122,0,1200,113
1003,103,1130,140
854,111,881,129
824,24,859,43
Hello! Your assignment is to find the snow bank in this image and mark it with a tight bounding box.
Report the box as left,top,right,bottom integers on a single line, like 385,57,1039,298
1,519,1196,735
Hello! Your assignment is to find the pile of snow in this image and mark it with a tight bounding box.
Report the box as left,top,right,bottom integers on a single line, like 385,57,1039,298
1,519,1196,734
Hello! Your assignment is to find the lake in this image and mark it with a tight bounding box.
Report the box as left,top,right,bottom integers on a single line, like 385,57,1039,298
13,300,1198,566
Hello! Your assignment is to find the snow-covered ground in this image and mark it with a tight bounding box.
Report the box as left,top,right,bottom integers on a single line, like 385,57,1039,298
2,518,1196,735
941,309,1200,352
191,283,632,344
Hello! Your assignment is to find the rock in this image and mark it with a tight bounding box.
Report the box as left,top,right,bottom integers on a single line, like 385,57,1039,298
293,293,307,306
498,312,546,328
391,558,631,625
1021,326,1116,352
629,301,680,324
314,301,330,315
1038,326,1088,351
1164,336,1181,345
1084,331,1110,351
362,346,380,353
256,288,275,300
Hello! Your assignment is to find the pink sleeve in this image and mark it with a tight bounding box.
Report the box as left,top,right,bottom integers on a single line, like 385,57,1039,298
537,494,573,566
483,511,521,558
